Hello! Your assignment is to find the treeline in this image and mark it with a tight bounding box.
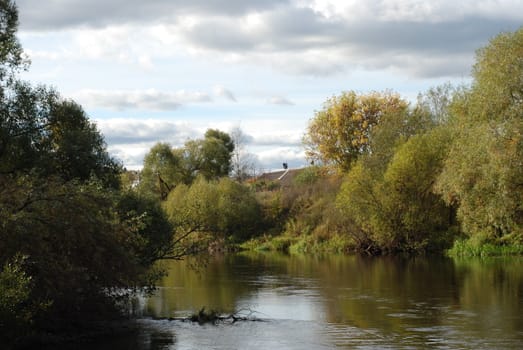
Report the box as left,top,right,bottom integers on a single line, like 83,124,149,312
288,26,523,255
134,25,523,258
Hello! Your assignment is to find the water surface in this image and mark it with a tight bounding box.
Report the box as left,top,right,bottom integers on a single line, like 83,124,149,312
93,253,523,349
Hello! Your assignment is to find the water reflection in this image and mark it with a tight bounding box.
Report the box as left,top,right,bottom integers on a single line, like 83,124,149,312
107,254,523,349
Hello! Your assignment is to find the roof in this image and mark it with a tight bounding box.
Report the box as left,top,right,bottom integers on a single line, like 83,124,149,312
256,168,303,187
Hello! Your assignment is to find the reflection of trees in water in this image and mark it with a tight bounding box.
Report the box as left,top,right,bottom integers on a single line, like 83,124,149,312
144,255,271,316
315,256,460,334
453,258,523,334
142,253,523,346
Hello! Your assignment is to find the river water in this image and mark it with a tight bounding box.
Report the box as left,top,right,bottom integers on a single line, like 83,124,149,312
91,253,523,349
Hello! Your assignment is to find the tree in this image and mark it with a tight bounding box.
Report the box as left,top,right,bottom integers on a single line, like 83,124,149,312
230,126,259,181
334,91,448,253
436,27,523,243
138,129,235,200
0,82,121,188
164,177,262,243
303,91,408,171
416,82,463,125
0,2,178,342
138,142,186,200
184,129,235,180
0,0,26,86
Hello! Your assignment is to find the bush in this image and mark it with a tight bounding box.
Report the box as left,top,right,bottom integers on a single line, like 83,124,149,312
165,177,264,243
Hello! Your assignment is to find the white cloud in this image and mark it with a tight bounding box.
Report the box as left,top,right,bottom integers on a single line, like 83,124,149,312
213,85,237,102
15,0,523,171
256,147,307,171
73,89,211,111
267,96,295,105
94,118,307,170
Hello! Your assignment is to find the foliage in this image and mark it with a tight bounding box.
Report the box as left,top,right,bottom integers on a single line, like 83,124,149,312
0,3,180,342
336,107,454,253
0,82,121,188
184,129,235,181
138,143,186,200
0,176,163,323
378,129,454,250
0,255,43,346
303,91,408,171
116,192,174,264
138,129,235,199
0,0,26,85
436,27,523,242
164,177,263,244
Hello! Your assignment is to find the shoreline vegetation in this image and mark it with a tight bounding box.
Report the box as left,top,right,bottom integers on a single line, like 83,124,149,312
2,0,523,347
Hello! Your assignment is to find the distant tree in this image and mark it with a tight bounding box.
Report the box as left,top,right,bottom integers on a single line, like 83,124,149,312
138,142,186,200
416,83,463,125
185,129,234,180
139,129,235,199
230,126,259,181
303,91,408,171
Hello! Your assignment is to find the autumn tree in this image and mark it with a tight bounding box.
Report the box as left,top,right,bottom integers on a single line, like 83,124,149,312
303,91,408,171
335,91,452,253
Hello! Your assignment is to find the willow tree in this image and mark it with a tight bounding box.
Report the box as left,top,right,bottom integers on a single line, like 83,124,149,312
436,27,523,243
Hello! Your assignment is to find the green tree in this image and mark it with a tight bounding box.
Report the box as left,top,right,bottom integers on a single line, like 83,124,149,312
138,142,186,200
335,94,448,253
436,27,523,243
0,2,178,342
0,82,121,187
138,129,235,199
184,129,235,180
0,0,26,86
164,177,262,244
116,192,174,264
303,91,408,171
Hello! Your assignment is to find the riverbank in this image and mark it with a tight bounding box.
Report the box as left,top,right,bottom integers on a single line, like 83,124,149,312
239,233,523,257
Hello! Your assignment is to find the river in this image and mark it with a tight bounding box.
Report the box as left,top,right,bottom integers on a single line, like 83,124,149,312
83,253,523,349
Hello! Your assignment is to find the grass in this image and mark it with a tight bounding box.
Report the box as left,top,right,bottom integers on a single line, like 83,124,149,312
447,239,523,257
240,234,355,255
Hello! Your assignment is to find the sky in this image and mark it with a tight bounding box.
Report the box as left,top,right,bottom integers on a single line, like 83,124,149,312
15,0,523,171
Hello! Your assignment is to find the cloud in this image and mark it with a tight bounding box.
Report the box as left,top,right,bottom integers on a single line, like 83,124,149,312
16,0,289,30
94,118,307,170
72,89,211,111
95,119,199,144
267,96,294,105
256,147,307,171
95,118,203,168
213,85,237,102
18,0,523,79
